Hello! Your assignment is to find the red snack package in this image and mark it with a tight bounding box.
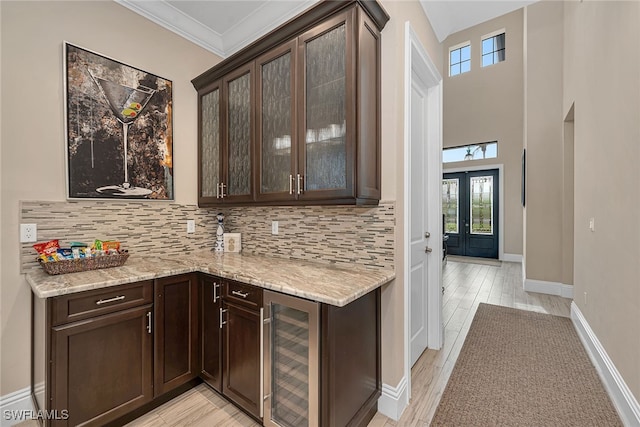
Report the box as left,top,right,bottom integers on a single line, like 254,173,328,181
102,241,121,252
33,240,60,255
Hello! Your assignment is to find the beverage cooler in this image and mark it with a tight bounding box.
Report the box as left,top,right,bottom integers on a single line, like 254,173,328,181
263,290,320,427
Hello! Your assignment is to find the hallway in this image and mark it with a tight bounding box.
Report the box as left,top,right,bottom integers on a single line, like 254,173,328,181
368,258,572,426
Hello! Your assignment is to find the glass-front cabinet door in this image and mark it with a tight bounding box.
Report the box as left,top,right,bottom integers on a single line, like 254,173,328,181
297,10,355,201
223,64,254,203
199,81,223,203
256,41,297,202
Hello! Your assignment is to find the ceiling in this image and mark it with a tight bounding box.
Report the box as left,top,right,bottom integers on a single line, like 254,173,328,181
115,0,536,58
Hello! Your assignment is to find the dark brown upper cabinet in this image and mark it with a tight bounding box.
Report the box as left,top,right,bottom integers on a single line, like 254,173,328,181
198,65,255,205
193,0,389,207
255,41,297,203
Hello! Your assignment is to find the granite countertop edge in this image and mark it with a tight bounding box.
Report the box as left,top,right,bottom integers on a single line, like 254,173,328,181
26,252,395,307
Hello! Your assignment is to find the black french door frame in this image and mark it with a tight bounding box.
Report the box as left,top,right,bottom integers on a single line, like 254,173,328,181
443,169,499,259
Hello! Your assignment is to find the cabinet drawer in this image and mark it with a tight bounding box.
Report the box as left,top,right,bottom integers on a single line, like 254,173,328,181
51,281,153,326
224,281,262,309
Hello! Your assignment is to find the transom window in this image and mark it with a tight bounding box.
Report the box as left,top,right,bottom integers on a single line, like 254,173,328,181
449,43,470,76
482,32,505,67
442,141,498,163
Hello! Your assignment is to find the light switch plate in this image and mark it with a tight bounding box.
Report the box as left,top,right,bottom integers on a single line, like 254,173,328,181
187,220,196,234
271,221,279,235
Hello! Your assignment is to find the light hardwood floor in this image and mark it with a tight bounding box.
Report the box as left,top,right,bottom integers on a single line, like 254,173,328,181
14,259,565,427
367,258,571,427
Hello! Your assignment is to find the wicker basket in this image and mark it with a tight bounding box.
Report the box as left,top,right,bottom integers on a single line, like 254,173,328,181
38,253,130,275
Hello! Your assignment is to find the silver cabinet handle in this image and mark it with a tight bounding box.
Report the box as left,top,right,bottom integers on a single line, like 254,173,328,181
213,282,220,302
216,182,220,199
146,311,152,334
96,295,125,305
425,247,433,253
425,231,431,238
219,308,227,329
231,290,249,299
259,307,264,418
296,174,303,195
219,183,226,198
289,174,294,195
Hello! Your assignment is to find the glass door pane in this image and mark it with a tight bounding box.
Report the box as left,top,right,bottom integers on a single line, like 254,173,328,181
261,52,293,194
271,303,310,427
227,72,251,196
201,88,220,198
470,175,494,235
442,178,459,234
304,23,347,191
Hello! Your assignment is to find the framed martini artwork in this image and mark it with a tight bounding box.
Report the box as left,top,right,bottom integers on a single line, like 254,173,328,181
64,42,174,199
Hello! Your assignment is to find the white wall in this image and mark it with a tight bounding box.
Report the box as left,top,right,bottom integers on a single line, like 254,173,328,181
379,0,443,389
563,0,640,401
442,9,524,256
524,1,565,284
0,0,444,406
0,0,220,396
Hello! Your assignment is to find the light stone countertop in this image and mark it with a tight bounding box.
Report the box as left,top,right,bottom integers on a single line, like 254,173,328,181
26,251,395,307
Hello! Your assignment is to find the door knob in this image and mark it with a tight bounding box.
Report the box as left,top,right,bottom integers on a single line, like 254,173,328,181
425,247,433,253
424,232,431,238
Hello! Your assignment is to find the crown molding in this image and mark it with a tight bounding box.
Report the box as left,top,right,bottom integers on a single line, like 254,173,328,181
115,0,226,57
115,0,320,59
222,0,319,56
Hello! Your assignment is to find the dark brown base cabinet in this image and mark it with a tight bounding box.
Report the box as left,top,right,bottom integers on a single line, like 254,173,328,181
201,276,264,420
262,288,381,427
32,275,198,427
33,274,381,427
154,274,199,397
200,275,222,392
222,301,263,419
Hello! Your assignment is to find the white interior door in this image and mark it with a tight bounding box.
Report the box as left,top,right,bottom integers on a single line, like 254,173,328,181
402,23,443,410
409,72,430,367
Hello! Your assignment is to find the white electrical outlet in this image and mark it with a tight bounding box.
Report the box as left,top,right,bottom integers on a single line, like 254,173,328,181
271,220,279,235
20,223,37,243
187,220,196,234
584,291,588,306
589,217,595,232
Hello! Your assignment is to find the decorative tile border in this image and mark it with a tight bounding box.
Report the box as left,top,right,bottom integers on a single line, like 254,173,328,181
19,201,217,272
20,200,395,273
223,201,395,270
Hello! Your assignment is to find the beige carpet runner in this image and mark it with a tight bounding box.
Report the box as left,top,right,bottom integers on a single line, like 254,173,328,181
431,303,622,426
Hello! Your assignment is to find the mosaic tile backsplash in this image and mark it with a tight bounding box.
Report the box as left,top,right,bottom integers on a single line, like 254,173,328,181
20,201,395,273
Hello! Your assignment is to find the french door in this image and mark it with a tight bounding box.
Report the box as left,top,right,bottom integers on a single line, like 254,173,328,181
443,169,499,258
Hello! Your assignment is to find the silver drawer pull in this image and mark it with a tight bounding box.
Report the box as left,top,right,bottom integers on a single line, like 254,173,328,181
231,290,249,299
96,295,125,305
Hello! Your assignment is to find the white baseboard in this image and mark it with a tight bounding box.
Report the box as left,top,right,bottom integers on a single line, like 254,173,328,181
502,253,522,263
524,278,574,299
0,386,34,427
378,376,408,421
571,302,640,426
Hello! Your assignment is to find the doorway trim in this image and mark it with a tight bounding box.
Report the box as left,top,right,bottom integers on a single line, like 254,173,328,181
403,21,443,407
443,163,505,261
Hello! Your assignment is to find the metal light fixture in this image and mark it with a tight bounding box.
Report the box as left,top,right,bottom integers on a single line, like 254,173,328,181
464,147,474,161
464,143,488,161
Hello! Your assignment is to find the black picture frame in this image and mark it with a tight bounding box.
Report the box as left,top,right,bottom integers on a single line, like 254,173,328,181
521,148,526,207
64,43,174,200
